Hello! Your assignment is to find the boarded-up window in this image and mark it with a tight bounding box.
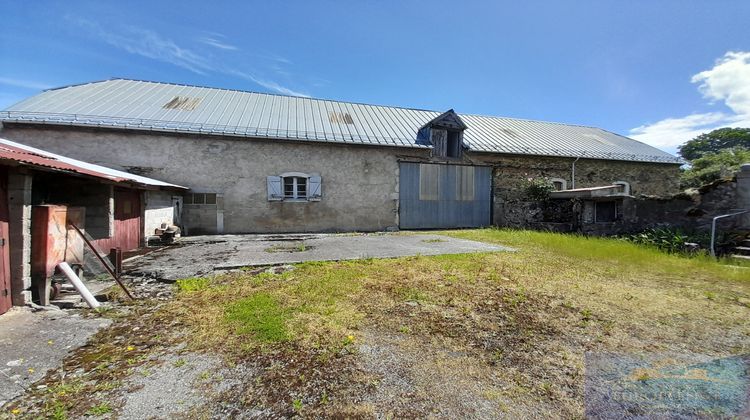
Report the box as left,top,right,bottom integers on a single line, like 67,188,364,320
595,201,619,222
419,164,440,201
456,166,475,201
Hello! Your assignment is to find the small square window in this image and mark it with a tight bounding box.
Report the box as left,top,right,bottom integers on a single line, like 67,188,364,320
283,176,308,199
192,193,205,205
205,193,217,205
595,201,618,223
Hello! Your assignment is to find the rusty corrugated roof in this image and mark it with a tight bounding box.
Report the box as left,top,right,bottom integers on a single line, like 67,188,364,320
0,138,186,189
0,78,683,164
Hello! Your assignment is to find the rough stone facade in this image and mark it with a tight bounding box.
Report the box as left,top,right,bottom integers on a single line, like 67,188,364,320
515,171,748,237
468,154,680,226
1,125,428,234
1,124,682,234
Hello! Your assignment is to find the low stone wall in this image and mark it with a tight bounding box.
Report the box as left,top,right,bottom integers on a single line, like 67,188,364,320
476,154,681,226
632,178,743,233
510,173,747,236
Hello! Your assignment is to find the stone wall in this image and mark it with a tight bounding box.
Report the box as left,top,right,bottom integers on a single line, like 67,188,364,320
1,124,683,234
631,177,745,233
519,172,747,237
1,125,428,233
467,153,680,226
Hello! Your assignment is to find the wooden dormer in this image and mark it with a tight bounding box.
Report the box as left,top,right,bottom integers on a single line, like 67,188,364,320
417,109,467,159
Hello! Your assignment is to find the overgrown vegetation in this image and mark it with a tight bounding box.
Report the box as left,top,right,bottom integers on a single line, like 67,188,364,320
164,228,749,417
680,147,750,188
9,229,749,418
618,227,706,254
678,127,750,188
522,177,554,200
618,227,746,257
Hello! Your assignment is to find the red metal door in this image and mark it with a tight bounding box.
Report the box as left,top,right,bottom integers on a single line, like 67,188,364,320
0,168,12,314
114,189,141,251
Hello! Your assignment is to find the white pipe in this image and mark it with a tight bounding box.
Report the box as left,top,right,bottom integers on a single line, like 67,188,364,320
57,262,101,309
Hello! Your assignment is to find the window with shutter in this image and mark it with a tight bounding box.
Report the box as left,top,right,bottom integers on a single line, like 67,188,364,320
268,173,322,202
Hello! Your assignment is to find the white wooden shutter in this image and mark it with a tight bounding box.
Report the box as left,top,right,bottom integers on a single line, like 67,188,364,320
267,176,283,201
308,176,322,201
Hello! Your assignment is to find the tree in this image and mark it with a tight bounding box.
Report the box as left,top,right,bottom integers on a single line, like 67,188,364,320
678,127,750,161
680,148,750,188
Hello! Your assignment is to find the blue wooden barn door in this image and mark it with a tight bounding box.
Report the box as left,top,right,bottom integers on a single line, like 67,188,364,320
399,162,491,229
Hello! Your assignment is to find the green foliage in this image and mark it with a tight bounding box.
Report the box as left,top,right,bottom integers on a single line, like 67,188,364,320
442,228,746,282
522,178,554,201
678,127,750,161
620,228,700,254
224,292,290,342
176,277,210,293
680,147,750,188
86,402,112,415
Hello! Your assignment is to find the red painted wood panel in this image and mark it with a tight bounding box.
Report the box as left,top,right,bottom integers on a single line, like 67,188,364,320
0,168,11,314
91,189,142,253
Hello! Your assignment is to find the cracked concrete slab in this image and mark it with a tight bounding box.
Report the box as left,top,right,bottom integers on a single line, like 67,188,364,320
125,233,512,282
0,308,111,406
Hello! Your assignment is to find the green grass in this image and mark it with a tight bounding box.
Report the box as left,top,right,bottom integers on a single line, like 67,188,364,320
164,228,750,417
172,228,749,357
225,292,290,343
176,277,211,292
442,228,748,282
86,402,112,415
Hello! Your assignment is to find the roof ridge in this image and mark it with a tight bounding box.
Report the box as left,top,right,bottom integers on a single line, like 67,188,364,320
46,78,604,131
78,78,442,114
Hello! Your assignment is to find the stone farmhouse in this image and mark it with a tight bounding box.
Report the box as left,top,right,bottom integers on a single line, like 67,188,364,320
0,79,682,235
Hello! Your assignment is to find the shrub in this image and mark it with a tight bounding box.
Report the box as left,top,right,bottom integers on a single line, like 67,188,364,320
522,178,553,201
619,228,703,255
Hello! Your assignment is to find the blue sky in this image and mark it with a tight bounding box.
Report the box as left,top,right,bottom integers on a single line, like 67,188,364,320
1,1,749,155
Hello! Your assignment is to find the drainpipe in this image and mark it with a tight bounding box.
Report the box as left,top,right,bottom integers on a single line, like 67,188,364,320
571,157,581,189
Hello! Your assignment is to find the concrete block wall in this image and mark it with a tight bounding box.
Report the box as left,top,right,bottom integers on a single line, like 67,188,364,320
144,190,175,237
7,171,32,305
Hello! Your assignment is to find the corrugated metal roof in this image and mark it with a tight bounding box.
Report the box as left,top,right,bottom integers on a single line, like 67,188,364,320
0,79,682,164
0,138,186,189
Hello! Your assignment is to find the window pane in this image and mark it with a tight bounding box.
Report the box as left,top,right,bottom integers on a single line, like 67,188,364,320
283,177,295,197
193,193,205,205
297,177,307,197
205,193,217,205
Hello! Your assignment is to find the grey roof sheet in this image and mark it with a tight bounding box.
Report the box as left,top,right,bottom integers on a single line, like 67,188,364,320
0,79,681,164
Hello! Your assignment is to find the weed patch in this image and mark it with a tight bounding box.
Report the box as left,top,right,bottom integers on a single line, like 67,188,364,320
225,293,290,343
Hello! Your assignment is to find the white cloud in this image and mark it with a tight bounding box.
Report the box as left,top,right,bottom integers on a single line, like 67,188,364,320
71,17,213,74
630,51,750,153
198,36,238,51
227,69,309,97
0,77,54,90
70,17,309,97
